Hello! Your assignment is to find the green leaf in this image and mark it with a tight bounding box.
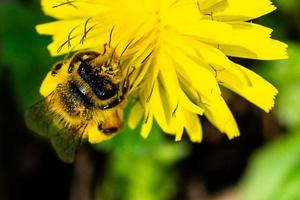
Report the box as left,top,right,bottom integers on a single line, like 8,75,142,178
0,2,61,110
93,105,190,200
274,0,300,11
240,132,300,200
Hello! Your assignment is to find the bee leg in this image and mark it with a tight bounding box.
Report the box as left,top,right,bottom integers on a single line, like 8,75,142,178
78,123,88,145
97,123,119,135
98,109,123,135
68,56,80,73
51,62,63,76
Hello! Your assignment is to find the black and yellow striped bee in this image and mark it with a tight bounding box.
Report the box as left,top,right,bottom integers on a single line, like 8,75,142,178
25,45,131,163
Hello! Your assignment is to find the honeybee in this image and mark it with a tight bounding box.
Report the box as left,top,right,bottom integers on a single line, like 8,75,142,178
25,45,131,163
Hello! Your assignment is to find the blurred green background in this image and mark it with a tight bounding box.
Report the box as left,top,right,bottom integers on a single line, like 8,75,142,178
0,0,300,200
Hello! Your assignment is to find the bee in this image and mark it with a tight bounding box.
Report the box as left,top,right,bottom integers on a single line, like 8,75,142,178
25,45,132,163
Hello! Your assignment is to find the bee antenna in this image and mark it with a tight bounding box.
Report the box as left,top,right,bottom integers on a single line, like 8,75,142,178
128,50,154,92
108,26,115,48
122,66,135,93
120,40,133,57
108,43,119,65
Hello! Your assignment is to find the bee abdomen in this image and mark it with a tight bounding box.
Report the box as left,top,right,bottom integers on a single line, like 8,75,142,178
57,81,94,119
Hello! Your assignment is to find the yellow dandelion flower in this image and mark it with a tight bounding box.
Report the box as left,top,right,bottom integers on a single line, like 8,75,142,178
37,0,287,142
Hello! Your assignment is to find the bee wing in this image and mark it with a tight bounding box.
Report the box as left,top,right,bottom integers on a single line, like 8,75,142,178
25,94,83,163
50,125,83,163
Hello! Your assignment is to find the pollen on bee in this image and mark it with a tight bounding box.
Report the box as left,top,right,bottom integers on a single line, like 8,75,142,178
74,106,86,115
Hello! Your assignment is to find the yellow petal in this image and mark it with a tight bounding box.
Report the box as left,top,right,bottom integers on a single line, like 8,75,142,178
42,23,110,56
212,0,276,21
173,106,184,141
128,100,144,129
168,19,232,45
218,62,278,112
180,90,204,115
214,22,288,60
40,0,108,20
40,61,69,97
170,48,221,103
184,111,202,142
202,96,240,139
36,19,87,35
168,18,287,60
141,112,153,138
197,0,226,13
175,125,184,141
152,82,173,133
156,44,180,113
